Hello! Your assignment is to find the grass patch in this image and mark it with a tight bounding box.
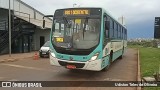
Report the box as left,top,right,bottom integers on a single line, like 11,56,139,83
129,45,160,77
129,45,160,90
139,47,160,90
143,87,160,90
139,47,160,77
128,45,142,48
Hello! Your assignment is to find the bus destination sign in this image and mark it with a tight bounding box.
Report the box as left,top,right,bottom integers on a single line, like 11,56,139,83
64,10,90,16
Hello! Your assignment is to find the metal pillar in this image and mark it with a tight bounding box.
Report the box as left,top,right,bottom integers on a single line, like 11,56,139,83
9,0,12,57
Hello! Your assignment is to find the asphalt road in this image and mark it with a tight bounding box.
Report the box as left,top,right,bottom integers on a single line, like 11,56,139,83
0,48,138,90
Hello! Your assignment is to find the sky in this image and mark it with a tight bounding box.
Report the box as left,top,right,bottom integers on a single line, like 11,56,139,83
22,0,160,39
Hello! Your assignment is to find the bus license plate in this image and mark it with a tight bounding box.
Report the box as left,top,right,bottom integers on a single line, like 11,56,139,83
66,65,76,69
42,52,46,54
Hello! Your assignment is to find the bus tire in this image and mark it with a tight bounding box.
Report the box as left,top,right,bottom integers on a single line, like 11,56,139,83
101,53,112,72
119,55,123,59
101,65,109,72
119,47,124,59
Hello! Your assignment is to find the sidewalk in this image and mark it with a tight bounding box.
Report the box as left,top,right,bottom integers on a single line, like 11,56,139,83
0,52,38,63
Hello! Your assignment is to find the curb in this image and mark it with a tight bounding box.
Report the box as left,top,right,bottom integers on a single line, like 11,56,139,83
0,56,33,63
0,58,17,63
137,49,141,90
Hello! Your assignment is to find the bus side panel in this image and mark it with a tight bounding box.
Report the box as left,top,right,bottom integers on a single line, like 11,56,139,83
111,40,124,61
102,32,111,67
124,40,127,54
101,55,110,70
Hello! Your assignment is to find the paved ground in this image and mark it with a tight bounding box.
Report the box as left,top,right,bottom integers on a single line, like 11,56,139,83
0,52,36,63
0,48,138,90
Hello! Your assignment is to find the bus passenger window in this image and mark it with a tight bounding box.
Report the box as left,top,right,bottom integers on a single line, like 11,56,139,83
55,23,59,31
105,17,110,38
106,30,109,38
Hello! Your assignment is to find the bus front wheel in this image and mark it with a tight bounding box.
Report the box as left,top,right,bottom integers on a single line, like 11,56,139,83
101,54,112,72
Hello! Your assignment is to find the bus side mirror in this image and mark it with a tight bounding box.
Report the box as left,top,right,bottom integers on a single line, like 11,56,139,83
43,19,45,28
42,15,53,29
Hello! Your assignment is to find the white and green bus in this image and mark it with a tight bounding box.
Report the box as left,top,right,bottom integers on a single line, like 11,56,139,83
43,7,127,71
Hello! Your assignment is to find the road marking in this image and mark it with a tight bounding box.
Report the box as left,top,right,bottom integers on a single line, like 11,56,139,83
1,64,50,71
0,77,16,81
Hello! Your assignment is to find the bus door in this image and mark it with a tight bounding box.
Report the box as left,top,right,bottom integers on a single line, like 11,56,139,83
103,15,110,55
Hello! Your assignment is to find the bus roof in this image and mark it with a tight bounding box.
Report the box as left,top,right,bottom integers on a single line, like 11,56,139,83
101,8,127,29
55,7,126,29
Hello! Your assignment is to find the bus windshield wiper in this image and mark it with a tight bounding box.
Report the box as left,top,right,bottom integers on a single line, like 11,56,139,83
83,16,89,39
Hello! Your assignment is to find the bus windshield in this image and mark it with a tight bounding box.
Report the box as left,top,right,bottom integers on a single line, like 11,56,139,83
52,17,101,50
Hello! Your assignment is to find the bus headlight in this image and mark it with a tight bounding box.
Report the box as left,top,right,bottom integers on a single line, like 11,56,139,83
51,53,56,58
90,53,99,61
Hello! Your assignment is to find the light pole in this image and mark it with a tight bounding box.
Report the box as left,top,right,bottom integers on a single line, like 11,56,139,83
9,0,12,57
73,4,77,7
78,4,82,7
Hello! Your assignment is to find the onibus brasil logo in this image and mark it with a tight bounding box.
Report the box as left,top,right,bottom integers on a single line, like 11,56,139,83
2,82,42,87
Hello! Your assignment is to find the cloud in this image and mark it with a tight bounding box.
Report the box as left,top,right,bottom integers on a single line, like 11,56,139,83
22,0,160,24
128,19,154,39
21,0,160,38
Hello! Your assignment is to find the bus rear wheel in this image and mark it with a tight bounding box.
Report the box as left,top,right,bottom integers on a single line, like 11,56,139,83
119,48,124,59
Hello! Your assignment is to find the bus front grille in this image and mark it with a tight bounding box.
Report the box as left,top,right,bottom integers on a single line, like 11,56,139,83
58,61,85,68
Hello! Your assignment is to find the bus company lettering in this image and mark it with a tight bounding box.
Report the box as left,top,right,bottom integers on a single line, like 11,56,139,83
64,10,89,15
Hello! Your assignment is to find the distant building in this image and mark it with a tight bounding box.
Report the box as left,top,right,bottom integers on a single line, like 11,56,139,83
154,17,160,39
118,16,126,27
0,0,52,54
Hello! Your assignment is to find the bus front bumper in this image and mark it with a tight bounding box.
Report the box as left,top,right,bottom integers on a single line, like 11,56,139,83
50,54,102,71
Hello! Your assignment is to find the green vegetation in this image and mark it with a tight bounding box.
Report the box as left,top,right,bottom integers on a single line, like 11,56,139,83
129,44,160,77
139,47,160,77
128,40,157,48
129,44,160,90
